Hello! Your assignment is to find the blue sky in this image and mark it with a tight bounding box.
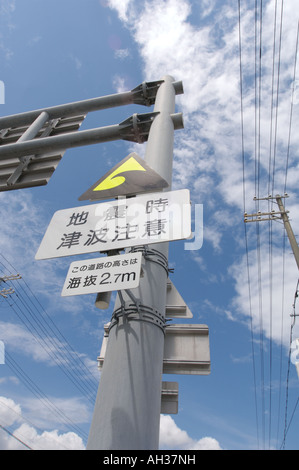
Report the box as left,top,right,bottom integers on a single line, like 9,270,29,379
0,0,298,450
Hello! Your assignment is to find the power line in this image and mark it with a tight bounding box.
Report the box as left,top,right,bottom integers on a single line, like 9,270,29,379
267,1,282,447
0,399,70,450
238,0,260,449
280,395,299,449
5,351,89,442
3,293,97,403
283,19,299,195
20,275,99,388
239,0,299,450
0,423,33,450
268,0,278,198
281,279,299,449
275,231,287,446
0,254,93,442
254,0,267,448
0,254,99,402
270,0,284,198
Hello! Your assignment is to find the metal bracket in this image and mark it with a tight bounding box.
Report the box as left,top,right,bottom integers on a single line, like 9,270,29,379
244,194,290,223
118,288,141,315
130,79,183,106
0,273,22,283
0,287,15,298
244,210,287,223
6,118,61,186
0,128,9,142
6,154,35,186
0,273,21,298
131,80,164,107
119,112,159,144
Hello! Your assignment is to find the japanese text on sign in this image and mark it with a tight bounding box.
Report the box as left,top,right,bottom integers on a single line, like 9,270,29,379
61,252,142,297
35,189,191,260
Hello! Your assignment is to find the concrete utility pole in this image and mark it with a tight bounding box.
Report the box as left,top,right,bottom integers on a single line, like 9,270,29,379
87,76,182,450
244,194,299,271
275,195,299,271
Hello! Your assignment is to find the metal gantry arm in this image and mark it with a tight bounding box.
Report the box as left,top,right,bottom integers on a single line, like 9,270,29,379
0,111,183,161
0,79,183,129
0,79,183,191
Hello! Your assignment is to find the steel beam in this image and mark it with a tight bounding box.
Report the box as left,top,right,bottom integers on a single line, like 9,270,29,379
0,112,183,162
0,79,183,130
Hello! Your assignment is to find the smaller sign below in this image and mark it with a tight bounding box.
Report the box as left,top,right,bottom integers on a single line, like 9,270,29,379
61,252,142,297
97,322,210,377
163,324,210,376
161,381,179,415
165,280,193,319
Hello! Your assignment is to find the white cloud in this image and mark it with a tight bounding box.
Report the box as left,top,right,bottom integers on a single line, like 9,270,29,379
113,74,128,93
229,241,299,348
0,321,57,364
0,396,86,450
159,415,222,450
70,53,83,70
0,398,224,451
0,320,87,368
0,0,16,60
106,0,299,215
13,424,85,450
0,397,22,427
106,0,299,352
114,48,130,59
188,436,223,451
0,191,47,269
106,0,133,22
0,0,16,15
159,414,191,448
0,376,19,386
21,396,90,431
28,35,42,46
0,422,85,450
0,190,100,318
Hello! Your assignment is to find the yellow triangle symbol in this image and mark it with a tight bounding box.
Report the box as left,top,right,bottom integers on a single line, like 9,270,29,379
93,156,146,191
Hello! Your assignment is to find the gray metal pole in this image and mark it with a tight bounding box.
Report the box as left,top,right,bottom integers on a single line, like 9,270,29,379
276,195,299,270
0,123,122,160
87,76,182,450
0,91,135,129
